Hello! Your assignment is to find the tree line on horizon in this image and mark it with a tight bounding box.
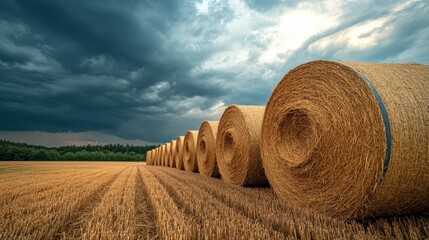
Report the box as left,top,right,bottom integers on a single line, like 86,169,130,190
0,140,157,161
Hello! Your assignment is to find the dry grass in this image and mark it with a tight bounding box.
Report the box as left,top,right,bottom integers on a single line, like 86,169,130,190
1,161,428,239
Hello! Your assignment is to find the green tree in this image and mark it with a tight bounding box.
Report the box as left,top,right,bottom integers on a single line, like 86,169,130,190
47,150,60,160
33,149,49,160
62,152,75,160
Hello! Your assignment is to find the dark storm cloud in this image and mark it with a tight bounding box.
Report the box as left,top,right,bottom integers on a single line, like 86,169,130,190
0,0,428,145
0,0,230,143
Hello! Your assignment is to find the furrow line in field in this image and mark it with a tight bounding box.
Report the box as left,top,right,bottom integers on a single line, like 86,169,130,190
55,167,129,239
159,167,384,239
141,166,201,239
135,166,158,240
147,168,205,226
158,167,300,237
0,167,127,240
77,166,135,239
149,167,285,239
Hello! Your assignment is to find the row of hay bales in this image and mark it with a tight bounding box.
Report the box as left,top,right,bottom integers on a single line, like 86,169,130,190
146,60,429,219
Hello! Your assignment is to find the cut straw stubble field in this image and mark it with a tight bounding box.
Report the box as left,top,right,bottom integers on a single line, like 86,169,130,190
150,166,429,239
1,169,118,239
0,162,158,240
1,162,428,239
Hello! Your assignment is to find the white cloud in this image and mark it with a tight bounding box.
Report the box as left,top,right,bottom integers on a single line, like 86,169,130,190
308,1,419,56
309,16,392,54
196,0,210,15
141,81,170,101
258,4,340,64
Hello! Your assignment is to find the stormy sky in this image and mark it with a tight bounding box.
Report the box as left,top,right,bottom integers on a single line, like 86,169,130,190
0,0,428,146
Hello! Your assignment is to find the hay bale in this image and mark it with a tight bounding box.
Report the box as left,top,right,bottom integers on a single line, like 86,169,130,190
183,130,199,172
175,136,185,170
197,121,220,177
164,143,171,167
156,147,160,166
147,150,152,165
160,145,166,166
157,146,161,166
261,60,429,218
216,105,268,186
169,140,177,168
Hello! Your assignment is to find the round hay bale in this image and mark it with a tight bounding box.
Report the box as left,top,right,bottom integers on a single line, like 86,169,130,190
261,60,429,218
216,105,268,186
169,140,177,168
164,143,171,167
150,150,154,165
156,147,160,166
160,145,166,166
183,130,199,172
175,136,185,170
147,150,152,165
197,121,220,177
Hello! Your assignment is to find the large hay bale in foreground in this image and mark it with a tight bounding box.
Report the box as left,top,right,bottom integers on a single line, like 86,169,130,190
261,60,429,218
175,136,185,170
169,140,177,168
197,121,220,177
216,105,268,186
183,130,199,172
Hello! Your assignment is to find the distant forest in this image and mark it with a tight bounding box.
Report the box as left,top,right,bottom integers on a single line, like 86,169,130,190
0,140,157,161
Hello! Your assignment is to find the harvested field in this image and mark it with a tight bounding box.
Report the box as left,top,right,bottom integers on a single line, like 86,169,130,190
0,161,428,239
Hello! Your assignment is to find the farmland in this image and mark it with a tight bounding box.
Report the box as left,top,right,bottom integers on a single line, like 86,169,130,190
0,161,428,239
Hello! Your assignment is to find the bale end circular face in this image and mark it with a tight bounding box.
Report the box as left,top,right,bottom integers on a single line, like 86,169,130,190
183,131,199,172
197,121,220,177
216,105,268,186
261,60,429,218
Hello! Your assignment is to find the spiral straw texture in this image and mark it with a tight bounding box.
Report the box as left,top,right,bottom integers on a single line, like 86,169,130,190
261,60,429,218
196,121,220,177
216,105,268,186
183,130,199,172
175,136,185,170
